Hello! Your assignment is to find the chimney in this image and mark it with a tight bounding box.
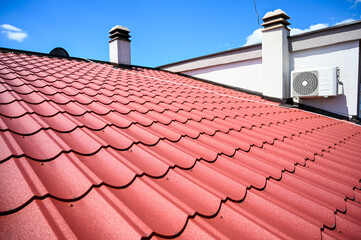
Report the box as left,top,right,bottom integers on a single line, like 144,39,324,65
109,25,131,65
262,9,291,99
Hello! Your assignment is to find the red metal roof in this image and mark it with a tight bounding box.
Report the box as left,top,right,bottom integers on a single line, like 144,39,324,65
0,50,361,239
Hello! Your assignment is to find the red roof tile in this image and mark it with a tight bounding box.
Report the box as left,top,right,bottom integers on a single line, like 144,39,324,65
1,50,361,239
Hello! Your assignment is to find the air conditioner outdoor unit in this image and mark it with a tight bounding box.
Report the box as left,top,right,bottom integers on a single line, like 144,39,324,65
291,67,340,98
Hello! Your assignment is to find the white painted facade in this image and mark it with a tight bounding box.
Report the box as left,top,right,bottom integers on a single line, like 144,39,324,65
160,12,361,119
183,58,262,93
291,41,359,117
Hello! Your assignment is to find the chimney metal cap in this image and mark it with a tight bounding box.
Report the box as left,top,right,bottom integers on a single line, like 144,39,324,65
109,25,131,42
262,9,291,31
109,25,130,34
263,9,290,21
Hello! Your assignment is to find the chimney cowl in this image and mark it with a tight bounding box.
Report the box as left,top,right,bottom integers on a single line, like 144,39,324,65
262,9,291,31
109,25,131,42
262,9,290,21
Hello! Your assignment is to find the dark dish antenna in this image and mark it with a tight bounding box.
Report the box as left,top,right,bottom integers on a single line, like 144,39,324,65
49,47,69,57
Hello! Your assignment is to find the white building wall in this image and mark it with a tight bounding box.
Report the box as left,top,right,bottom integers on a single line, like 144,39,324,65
183,58,263,93
291,41,359,117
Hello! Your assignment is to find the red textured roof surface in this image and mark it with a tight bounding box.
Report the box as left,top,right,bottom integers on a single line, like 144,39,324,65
0,50,361,239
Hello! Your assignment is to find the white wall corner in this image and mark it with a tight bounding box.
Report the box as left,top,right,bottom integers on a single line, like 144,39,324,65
262,9,291,99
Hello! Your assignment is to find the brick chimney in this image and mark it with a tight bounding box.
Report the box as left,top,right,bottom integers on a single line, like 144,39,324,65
262,9,291,100
109,25,131,65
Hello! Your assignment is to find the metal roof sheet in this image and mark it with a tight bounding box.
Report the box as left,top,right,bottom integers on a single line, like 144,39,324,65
0,50,360,239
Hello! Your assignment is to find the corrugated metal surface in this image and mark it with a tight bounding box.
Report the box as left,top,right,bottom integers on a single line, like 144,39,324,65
0,50,360,239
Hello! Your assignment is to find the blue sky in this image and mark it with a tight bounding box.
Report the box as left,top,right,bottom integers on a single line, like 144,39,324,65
1,0,360,67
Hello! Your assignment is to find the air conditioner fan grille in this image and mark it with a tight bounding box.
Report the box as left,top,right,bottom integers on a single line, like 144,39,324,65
293,72,318,95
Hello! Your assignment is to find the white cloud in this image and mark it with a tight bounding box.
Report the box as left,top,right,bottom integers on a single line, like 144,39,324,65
335,18,356,25
1,24,22,32
2,30,28,42
290,23,329,36
1,24,28,42
219,43,230,49
243,22,336,46
244,28,262,45
351,0,361,8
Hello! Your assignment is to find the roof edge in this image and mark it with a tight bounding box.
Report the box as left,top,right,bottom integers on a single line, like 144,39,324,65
290,19,361,39
0,47,115,65
159,20,361,69
157,43,262,69
0,47,157,71
296,103,360,124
